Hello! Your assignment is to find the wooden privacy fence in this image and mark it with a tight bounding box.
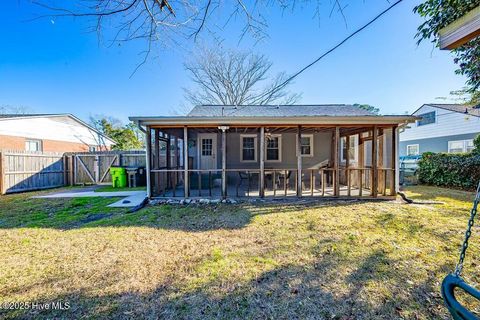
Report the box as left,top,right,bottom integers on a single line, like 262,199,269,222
0,150,146,194
67,151,146,185
0,150,66,194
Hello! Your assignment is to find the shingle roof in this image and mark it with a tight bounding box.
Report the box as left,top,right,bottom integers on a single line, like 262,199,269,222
187,105,377,117
424,104,480,117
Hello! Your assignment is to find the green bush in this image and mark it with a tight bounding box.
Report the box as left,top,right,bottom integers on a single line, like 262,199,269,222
473,134,480,155
418,152,480,190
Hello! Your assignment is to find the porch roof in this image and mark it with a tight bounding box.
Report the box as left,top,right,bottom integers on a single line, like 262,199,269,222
129,116,418,128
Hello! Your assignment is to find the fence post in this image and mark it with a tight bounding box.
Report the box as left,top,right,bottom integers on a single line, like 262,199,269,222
0,152,4,195
117,153,122,166
69,155,74,186
94,155,100,183
63,155,68,186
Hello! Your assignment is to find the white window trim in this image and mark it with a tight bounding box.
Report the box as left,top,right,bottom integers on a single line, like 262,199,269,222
448,139,474,153
466,139,475,152
296,134,314,157
25,139,42,152
416,111,436,127
340,136,358,163
240,134,258,163
265,134,282,162
406,144,419,156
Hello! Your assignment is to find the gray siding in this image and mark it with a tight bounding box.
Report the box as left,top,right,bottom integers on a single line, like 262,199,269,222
399,132,479,156
225,131,333,169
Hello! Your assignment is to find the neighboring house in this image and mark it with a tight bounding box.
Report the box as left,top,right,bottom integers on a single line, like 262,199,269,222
130,105,415,200
399,104,480,156
0,114,115,152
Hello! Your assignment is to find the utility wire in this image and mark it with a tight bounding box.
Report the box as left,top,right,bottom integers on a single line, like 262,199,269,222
226,0,405,116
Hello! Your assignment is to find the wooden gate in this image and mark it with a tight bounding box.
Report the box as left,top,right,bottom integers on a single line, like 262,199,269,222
70,151,146,185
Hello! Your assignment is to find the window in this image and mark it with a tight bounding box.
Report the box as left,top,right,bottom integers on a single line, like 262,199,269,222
89,146,97,152
407,144,419,156
266,135,282,162
448,139,474,153
341,136,358,162
25,140,42,152
466,139,475,153
296,134,313,157
240,135,257,162
201,138,213,156
417,111,436,126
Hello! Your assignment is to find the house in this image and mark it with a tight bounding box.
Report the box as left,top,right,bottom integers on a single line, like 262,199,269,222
399,104,480,156
0,114,115,152
439,6,480,50
130,105,415,199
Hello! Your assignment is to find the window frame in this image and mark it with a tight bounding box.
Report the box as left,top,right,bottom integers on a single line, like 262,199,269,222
340,135,358,163
25,139,42,152
416,111,436,127
296,134,314,157
466,139,475,153
406,144,419,156
240,134,258,163
201,138,213,156
448,139,474,153
265,134,282,162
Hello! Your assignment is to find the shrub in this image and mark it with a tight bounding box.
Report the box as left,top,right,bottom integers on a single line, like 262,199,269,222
473,134,480,155
418,152,480,190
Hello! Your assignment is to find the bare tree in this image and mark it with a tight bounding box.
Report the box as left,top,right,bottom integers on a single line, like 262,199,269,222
0,105,31,115
31,0,354,72
184,48,301,107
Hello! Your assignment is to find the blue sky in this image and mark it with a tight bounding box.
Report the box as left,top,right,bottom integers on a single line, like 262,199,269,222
0,0,467,123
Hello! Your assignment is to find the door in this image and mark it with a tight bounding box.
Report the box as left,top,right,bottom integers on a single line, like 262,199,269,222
198,133,217,170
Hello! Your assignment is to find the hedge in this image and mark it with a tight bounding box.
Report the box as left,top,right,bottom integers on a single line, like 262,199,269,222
417,152,480,190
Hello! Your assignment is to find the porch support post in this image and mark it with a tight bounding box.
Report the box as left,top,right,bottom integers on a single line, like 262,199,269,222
334,126,340,196
259,127,265,198
346,135,350,196
297,125,302,197
390,125,397,196
154,129,160,196
358,133,364,196
221,128,227,199
174,135,179,187
183,126,189,198
372,126,378,198
145,126,152,198
166,133,171,188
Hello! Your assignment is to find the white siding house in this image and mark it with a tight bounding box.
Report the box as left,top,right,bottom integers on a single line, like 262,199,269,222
399,104,480,156
0,114,115,152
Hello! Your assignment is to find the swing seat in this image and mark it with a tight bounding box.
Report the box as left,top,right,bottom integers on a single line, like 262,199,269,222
442,273,480,320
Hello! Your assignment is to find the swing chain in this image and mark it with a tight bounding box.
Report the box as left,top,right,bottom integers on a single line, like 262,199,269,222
454,182,480,277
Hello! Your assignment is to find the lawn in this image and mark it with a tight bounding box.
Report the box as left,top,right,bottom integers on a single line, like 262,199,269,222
94,185,146,193
0,186,479,319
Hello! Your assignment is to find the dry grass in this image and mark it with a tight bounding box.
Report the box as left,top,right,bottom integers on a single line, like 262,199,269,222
0,186,479,319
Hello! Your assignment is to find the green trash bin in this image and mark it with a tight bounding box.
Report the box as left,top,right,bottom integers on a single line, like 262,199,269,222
110,167,127,188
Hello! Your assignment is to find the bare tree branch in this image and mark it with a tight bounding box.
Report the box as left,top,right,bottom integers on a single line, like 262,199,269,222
29,0,366,71
183,47,301,109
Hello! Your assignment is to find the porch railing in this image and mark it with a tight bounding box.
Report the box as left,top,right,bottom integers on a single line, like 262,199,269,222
150,167,395,198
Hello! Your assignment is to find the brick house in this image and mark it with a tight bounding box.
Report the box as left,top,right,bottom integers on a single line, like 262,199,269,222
0,114,115,152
